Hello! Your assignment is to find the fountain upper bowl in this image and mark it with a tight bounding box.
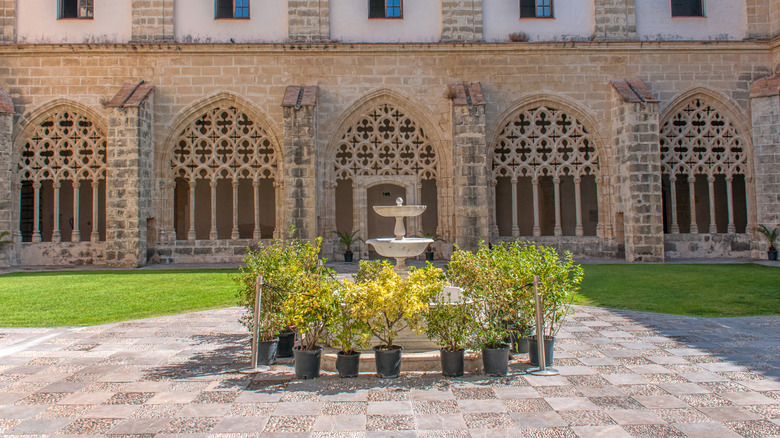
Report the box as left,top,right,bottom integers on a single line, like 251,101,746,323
373,205,427,218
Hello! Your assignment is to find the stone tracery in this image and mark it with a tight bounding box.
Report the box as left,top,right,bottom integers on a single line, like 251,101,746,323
18,110,106,242
492,106,600,237
660,98,749,234
171,105,278,240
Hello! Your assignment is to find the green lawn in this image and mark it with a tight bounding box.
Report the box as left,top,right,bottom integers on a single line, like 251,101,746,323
0,269,236,327
0,264,777,327
575,264,780,317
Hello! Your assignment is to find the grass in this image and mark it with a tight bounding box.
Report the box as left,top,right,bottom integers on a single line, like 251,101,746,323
0,264,777,327
0,269,236,327
574,264,780,318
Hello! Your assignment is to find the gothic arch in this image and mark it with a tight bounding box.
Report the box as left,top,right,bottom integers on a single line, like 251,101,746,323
489,96,606,239
160,92,283,242
659,89,755,235
13,99,108,243
321,90,451,254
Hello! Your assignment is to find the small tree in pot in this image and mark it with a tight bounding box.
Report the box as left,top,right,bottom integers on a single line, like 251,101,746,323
757,224,778,261
333,230,362,262
327,280,372,378
423,285,475,377
351,260,444,378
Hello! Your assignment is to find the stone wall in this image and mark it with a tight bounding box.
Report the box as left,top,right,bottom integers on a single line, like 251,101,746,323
18,242,107,266
664,233,752,259
0,41,773,264
442,0,483,42
288,0,330,42
495,236,620,259
749,76,780,252
0,0,14,44
132,0,175,43
0,88,13,266
594,0,637,41
282,86,318,241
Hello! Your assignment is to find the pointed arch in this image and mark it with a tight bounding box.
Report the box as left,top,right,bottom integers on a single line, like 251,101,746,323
489,95,604,238
659,88,753,235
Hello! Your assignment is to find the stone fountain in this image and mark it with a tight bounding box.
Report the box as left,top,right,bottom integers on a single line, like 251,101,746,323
366,197,433,273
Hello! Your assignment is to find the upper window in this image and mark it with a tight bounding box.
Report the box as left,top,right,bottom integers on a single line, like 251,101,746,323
369,0,403,19
216,0,250,19
520,0,552,19
671,0,704,17
58,0,93,19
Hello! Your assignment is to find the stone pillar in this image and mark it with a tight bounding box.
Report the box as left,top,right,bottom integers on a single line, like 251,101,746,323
0,88,14,267
594,0,637,41
449,82,489,251
750,77,780,247
0,0,14,43
746,0,771,39
281,86,318,241
610,79,664,262
288,0,330,42
442,0,483,42
132,0,175,43
104,83,155,267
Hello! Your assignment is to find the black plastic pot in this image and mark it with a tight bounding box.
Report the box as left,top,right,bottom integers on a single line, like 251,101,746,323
336,351,361,378
769,250,778,261
529,336,555,367
257,338,279,366
344,252,354,262
515,335,530,354
293,347,322,379
425,251,434,262
440,348,464,377
277,330,295,358
373,345,403,378
482,343,510,376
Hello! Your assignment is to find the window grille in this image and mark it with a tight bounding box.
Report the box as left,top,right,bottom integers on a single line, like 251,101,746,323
520,0,552,18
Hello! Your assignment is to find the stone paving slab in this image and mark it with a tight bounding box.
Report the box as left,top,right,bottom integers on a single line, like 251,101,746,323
0,306,778,437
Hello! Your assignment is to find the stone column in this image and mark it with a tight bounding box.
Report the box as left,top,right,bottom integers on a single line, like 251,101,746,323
288,0,330,42
441,0,483,42
750,77,780,249
594,0,637,41
610,79,664,262
104,83,155,267
281,86,318,241
449,82,489,251
0,0,15,43
0,88,14,267
132,0,175,42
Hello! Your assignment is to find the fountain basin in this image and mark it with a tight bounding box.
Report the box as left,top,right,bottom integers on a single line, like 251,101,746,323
373,205,427,217
366,237,433,258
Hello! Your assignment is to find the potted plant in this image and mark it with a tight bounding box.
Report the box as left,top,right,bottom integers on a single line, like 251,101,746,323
419,231,445,262
351,260,444,378
283,237,338,379
235,234,302,365
327,280,372,378
447,243,524,376
333,230,362,262
757,224,778,261
423,285,474,377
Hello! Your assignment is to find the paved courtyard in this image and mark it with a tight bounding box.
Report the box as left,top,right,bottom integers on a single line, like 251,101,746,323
0,304,779,437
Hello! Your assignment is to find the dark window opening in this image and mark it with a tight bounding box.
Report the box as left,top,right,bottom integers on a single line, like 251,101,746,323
520,0,553,18
59,0,93,19
216,0,250,19
671,0,704,17
369,0,403,19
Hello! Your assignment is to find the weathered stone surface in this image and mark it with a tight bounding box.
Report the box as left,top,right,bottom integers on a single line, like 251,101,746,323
131,0,174,42
288,0,330,42
282,86,318,241
442,0,483,42
749,81,780,254
0,103,13,267
594,0,637,41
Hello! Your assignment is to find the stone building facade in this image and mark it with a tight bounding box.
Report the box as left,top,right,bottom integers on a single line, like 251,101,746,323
0,0,779,267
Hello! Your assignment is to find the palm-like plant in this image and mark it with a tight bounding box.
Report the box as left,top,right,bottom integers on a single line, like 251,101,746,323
757,224,778,251
333,230,363,254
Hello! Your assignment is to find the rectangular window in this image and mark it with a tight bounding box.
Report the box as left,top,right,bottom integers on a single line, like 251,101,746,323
671,0,704,17
216,0,250,19
520,0,552,18
369,0,403,19
59,0,93,19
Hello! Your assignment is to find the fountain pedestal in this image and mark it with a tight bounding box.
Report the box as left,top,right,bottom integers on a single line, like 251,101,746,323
366,198,433,273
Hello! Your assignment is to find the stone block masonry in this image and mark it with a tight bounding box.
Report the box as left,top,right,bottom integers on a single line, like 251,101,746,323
750,76,780,253
288,0,330,43
0,87,13,267
105,83,156,267
132,0,175,43
442,0,483,42
594,0,637,41
0,0,14,44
